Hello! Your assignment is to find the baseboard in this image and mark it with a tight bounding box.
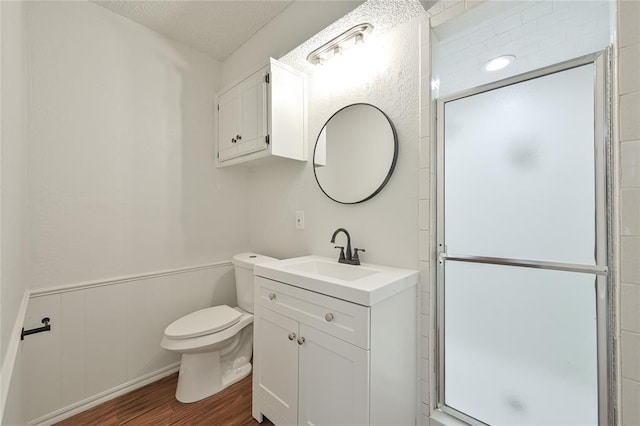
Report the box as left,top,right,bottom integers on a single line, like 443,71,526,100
0,289,30,423
28,362,181,426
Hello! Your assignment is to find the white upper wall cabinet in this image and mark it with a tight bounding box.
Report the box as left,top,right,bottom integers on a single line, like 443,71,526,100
215,58,307,167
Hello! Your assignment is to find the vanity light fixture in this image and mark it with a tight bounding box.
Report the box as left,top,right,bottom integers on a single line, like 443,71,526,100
483,55,516,72
307,23,374,65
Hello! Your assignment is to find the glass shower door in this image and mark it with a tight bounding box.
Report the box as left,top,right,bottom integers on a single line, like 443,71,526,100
436,53,610,426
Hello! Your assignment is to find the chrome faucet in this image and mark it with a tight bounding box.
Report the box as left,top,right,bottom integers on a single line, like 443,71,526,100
330,228,365,265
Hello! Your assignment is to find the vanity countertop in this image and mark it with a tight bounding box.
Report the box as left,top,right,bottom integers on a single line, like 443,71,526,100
254,255,418,306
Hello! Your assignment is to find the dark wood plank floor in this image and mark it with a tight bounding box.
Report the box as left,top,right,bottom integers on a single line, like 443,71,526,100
56,373,274,425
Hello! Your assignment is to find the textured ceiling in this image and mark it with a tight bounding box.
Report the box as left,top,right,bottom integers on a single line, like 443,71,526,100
91,0,293,61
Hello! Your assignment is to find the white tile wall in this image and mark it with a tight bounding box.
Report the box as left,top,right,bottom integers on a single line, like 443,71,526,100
622,284,640,333
619,0,640,421
419,14,432,423
420,137,431,169
622,190,640,236
618,0,640,49
621,141,640,188
420,261,430,292
622,331,640,382
619,43,640,95
419,200,430,231
622,378,640,426
620,91,640,142
419,230,431,262
419,169,430,200
622,237,640,285
433,0,611,97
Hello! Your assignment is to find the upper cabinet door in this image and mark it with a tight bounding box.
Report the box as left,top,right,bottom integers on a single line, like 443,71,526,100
239,69,268,155
217,88,241,161
298,324,369,426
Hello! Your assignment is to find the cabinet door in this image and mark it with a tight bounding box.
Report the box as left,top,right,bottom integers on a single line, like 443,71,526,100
238,68,269,155
254,306,299,426
298,324,370,426
218,88,240,161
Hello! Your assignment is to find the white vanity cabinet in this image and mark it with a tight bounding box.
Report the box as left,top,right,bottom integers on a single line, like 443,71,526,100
215,58,306,167
252,270,417,426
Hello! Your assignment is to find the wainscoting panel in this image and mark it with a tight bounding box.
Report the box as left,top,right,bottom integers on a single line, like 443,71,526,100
85,283,128,398
59,290,86,408
23,295,62,422
23,262,236,424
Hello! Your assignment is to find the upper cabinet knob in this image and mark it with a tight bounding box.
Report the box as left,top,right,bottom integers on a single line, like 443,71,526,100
231,138,237,143
325,313,334,322
236,134,242,140
297,336,305,346
268,293,276,301
288,332,296,341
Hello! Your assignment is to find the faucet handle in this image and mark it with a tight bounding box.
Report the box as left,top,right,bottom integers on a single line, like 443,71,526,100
353,248,366,263
334,246,346,261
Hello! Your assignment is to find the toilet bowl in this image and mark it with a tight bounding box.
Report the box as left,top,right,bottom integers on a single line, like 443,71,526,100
160,253,276,403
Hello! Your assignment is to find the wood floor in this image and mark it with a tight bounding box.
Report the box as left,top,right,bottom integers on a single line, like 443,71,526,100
56,373,274,426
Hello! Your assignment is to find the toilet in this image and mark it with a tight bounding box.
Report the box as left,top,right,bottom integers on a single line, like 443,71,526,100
160,253,276,403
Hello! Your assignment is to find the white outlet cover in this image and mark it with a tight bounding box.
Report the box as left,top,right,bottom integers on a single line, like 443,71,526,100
295,211,305,229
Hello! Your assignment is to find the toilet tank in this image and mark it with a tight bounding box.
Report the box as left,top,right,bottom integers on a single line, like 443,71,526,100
232,253,277,313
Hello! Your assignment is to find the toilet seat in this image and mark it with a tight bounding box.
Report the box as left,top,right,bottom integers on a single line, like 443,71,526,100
164,305,241,339
161,308,253,354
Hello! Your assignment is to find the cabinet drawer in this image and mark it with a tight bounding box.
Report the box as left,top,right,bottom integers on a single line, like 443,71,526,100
255,277,370,349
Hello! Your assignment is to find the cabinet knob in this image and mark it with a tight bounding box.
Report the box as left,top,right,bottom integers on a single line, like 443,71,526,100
325,313,334,322
231,138,237,143
268,293,276,301
288,332,296,341
236,134,242,140
297,336,305,346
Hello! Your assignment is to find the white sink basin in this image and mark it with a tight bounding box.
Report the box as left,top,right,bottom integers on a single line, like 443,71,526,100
254,255,418,306
286,259,380,281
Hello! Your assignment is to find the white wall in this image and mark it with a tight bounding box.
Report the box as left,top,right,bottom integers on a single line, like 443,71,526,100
1,0,28,366
218,0,423,267
20,1,251,422
246,18,421,269
1,0,29,423
221,0,425,270
26,1,249,291
16,0,424,422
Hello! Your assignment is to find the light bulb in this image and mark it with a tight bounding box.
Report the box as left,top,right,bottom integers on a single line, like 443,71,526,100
483,55,516,72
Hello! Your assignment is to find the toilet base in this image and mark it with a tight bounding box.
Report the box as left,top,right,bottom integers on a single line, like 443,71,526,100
161,309,254,404
176,351,252,403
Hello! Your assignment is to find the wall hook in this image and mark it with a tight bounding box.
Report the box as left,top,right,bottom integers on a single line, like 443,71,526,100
21,317,51,340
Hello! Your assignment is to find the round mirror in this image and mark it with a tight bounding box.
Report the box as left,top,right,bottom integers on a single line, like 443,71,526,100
313,103,398,204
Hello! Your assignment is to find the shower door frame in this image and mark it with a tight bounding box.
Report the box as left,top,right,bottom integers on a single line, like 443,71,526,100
434,49,614,426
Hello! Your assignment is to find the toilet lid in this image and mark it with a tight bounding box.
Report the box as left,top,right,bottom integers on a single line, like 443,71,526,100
164,305,242,339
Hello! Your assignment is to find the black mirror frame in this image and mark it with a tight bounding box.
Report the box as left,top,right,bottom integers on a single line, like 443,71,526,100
312,103,399,205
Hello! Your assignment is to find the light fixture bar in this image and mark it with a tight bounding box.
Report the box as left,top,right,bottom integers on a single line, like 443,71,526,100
307,23,374,65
